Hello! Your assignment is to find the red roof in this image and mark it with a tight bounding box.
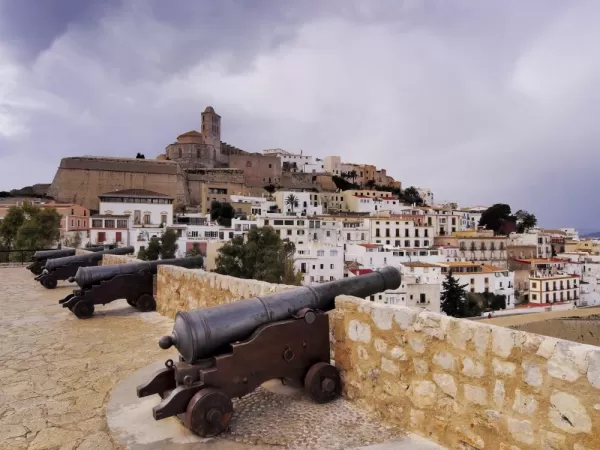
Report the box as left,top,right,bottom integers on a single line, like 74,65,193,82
359,244,380,248
349,268,374,276
354,195,373,199
380,197,397,200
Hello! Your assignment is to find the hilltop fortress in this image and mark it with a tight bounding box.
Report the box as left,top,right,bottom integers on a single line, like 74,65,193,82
48,106,334,212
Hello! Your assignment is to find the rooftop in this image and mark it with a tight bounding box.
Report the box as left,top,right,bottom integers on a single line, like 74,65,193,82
401,262,440,268
99,189,173,199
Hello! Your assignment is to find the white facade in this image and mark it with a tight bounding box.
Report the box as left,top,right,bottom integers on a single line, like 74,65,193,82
368,216,434,248
301,160,325,173
560,228,579,240
230,195,277,217
89,215,131,246
296,244,344,285
275,191,323,216
382,263,442,312
344,243,446,269
323,155,342,176
262,148,313,172
99,190,173,227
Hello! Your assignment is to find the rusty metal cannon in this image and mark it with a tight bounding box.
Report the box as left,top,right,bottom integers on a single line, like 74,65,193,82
59,256,204,319
35,246,135,289
136,266,401,437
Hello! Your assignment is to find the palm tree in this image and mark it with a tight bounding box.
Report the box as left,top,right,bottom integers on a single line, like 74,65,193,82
286,194,299,213
348,170,358,184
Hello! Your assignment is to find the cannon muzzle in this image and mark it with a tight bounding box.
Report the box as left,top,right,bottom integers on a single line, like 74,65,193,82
162,266,401,363
44,246,135,271
72,256,204,288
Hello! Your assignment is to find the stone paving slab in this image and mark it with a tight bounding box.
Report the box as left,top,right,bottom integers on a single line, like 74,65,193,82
0,268,445,450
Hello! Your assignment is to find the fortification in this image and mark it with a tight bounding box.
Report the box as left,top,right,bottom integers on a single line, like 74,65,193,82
47,157,188,211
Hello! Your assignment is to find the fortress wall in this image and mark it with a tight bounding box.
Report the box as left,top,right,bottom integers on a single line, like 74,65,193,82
48,157,188,210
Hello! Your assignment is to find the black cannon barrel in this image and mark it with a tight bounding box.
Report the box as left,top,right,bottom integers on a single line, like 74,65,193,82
160,266,401,363
44,246,135,271
72,256,205,287
33,249,76,261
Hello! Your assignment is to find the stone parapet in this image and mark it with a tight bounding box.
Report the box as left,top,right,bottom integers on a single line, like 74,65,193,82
155,265,294,318
330,296,600,450
102,254,143,265
74,249,94,255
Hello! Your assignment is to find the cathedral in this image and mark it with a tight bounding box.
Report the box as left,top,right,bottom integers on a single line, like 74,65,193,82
160,106,246,169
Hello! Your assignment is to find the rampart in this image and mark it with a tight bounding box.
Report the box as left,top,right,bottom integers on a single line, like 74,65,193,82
150,266,600,450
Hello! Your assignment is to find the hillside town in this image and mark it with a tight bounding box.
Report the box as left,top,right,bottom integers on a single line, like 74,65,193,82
1,106,598,318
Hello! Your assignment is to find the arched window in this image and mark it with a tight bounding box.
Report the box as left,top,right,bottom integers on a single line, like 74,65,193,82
246,160,252,168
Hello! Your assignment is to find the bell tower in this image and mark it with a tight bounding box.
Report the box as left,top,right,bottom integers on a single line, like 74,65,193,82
201,106,221,152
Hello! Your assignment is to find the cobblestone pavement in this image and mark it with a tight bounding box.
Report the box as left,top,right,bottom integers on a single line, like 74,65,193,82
0,268,176,450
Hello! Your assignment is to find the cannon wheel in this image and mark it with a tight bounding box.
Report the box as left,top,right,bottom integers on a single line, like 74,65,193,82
136,294,156,312
72,301,95,319
304,362,341,404
41,277,58,290
30,266,43,276
184,388,233,437
126,297,137,308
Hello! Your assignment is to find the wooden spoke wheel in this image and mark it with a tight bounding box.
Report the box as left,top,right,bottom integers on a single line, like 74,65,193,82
184,388,233,437
72,301,94,319
304,362,341,404
136,294,156,312
41,277,58,289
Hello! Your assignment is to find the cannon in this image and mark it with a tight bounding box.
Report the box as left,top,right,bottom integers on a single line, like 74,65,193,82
136,266,401,437
35,246,135,289
59,256,204,319
27,247,107,275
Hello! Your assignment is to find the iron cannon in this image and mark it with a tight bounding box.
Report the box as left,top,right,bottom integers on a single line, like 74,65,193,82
35,246,135,289
27,249,76,275
59,256,204,319
136,266,401,437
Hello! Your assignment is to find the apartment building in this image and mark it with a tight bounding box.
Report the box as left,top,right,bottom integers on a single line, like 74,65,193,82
369,215,434,248
437,261,515,308
435,230,509,268
565,239,600,255
89,215,131,246
386,262,442,312
529,272,579,305
229,194,276,217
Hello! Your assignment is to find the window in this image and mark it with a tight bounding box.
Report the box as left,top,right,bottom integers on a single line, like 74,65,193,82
134,210,141,224
317,250,325,257
532,294,537,300
161,214,167,224
419,293,426,304
330,250,338,256
105,220,115,228
330,264,334,269
117,219,128,228
92,219,102,228
404,240,410,247
144,214,151,224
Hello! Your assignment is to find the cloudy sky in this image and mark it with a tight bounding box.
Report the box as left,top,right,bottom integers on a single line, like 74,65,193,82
0,1,598,231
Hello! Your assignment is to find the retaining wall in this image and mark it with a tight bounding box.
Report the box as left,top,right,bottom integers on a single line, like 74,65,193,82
330,296,600,450
155,265,294,318
101,254,143,265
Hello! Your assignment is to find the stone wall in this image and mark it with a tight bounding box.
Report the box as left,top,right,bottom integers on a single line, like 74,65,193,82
155,265,294,318
102,254,143,265
330,296,600,450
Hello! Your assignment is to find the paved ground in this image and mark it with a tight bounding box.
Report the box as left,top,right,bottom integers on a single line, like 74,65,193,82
484,305,600,327
0,268,445,450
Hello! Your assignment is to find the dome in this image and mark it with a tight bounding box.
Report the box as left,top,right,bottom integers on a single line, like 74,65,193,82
204,106,215,113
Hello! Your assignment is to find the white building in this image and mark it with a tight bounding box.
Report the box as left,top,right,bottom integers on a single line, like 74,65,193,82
368,215,435,248
560,228,580,240
296,244,344,285
274,191,323,216
262,148,314,172
323,155,342,176
230,194,277,217
90,189,174,252
344,243,446,269
437,262,516,308
301,159,325,173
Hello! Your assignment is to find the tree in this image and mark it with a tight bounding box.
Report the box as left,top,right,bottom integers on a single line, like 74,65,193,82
145,237,161,261
364,179,376,189
515,210,537,233
159,229,179,259
137,247,148,261
215,227,303,285
63,231,82,248
0,202,61,251
285,194,299,213
348,170,358,184
263,184,276,195
479,204,516,235
401,186,424,206
173,201,186,216
210,201,235,227
440,271,468,317
136,153,145,159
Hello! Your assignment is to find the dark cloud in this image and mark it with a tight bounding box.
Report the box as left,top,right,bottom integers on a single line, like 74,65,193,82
0,0,599,230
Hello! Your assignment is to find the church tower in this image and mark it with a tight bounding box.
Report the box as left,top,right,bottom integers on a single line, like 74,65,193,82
201,106,221,156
